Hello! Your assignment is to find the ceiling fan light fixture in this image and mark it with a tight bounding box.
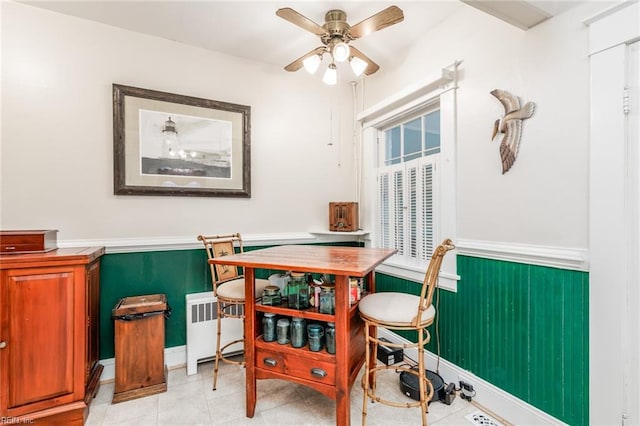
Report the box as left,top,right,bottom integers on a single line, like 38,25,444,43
303,54,322,74
350,56,368,77
322,63,338,85
277,6,403,82
332,41,350,62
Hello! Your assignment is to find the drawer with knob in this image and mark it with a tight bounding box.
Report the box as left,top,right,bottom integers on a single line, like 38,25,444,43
256,346,335,386
256,348,285,373
285,357,335,385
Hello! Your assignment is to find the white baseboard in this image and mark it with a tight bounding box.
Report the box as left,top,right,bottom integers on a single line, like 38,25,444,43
377,329,567,426
100,345,187,382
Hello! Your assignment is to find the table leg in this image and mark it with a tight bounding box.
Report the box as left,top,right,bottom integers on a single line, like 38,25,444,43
367,323,377,391
334,274,350,426
244,267,257,418
365,271,377,390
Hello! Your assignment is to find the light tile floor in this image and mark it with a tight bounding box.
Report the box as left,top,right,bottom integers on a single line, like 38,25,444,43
87,359,506,426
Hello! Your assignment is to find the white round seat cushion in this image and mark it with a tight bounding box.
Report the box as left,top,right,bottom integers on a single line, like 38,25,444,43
358,292,435,326
216,278,271,301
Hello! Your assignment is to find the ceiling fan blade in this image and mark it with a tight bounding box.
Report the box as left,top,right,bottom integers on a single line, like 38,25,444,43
349,46,380,75
276,8,327,37
284,47,326,72
349,5,404,39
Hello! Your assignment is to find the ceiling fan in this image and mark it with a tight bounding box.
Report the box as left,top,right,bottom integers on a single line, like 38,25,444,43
276,5,404,83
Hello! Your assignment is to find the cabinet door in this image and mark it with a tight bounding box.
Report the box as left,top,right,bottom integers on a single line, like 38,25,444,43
0,265,85,416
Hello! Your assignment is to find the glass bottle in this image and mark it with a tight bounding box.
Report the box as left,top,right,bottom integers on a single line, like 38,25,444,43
299,279,310,309
288,272,310,310
262,285,282,306
319,283,335,314
307,323,324,352
276,318,290,345
325,322,336,354
290,317,307,348
262,313,276,342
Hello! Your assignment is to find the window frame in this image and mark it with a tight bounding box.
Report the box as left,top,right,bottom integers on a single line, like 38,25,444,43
378,111,441,263
357,68,459,291
381,107,442,167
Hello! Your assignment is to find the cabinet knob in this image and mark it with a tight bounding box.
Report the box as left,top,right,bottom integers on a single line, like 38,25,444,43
263,358,277,367
0,341,6,349
310,368,327,378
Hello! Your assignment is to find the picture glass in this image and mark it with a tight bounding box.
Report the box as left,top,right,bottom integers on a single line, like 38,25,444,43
113,84,250,197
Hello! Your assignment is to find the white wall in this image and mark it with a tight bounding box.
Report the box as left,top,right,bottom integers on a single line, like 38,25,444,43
1,2,356,241
361,2,614,250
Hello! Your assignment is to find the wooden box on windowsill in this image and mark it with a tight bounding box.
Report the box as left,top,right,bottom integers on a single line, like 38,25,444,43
329,202,359,232
0,229,58,254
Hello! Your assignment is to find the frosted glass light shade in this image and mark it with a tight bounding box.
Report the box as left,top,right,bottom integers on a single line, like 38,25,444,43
303,55,321,74
350,56,368,77
332,42,350,62
322,63,337,85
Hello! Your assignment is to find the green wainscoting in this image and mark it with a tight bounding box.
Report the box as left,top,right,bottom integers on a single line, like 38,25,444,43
98,241,361,359
375,255,589,425
100,249,207,359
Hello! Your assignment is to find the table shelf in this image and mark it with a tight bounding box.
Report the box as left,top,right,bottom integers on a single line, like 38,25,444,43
256,301,361,322
255,335,336,362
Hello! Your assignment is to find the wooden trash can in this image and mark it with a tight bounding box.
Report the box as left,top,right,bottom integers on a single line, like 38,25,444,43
112,294,170,403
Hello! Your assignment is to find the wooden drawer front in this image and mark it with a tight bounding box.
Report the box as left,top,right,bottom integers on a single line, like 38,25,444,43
1,238,45,253
0,230,57,254
256,349,285,373
285,356,335,386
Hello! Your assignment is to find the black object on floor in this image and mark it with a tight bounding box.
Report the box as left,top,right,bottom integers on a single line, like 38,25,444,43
376,337,404,365
399,368,445,403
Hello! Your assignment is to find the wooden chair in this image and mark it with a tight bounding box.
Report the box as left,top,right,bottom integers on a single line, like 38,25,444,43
197,233,270,390
358,238,455,426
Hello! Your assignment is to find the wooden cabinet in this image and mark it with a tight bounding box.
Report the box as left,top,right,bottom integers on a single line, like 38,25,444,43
0,247,104,425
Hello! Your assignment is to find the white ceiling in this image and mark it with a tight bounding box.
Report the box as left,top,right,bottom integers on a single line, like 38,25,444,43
18,1,581,75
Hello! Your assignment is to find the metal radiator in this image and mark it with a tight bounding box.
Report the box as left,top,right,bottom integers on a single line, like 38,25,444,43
185,291,244,375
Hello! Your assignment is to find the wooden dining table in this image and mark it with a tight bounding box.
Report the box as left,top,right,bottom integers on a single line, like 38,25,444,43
208,244,396,426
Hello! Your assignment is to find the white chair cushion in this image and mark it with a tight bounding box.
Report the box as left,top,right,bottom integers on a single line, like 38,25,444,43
358,292,435,326
216,278,270,301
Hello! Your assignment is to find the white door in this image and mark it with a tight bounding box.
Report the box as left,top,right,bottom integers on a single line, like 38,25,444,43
588,3,640,423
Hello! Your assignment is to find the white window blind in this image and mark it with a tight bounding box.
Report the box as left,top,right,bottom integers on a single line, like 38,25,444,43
421,161,435,260
379,173,390,248
378,156,438,265
393,169,404,256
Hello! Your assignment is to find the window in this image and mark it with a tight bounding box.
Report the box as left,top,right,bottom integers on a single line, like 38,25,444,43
378,109,441,264
357,67,458,290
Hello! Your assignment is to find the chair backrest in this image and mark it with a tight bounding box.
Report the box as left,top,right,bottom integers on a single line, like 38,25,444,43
197,233,244,294
414,238,456,327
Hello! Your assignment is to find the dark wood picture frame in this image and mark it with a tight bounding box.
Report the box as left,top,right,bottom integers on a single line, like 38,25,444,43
113,84,251,197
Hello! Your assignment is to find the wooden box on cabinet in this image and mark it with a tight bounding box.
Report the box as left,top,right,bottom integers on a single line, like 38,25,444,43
0,247,105,425
0,229,58,254
329,202,359,232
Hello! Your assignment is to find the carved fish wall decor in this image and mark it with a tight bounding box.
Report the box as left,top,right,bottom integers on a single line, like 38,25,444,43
490,89,535,174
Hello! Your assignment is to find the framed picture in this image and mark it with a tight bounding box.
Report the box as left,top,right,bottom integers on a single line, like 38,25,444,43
113,84,251,197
